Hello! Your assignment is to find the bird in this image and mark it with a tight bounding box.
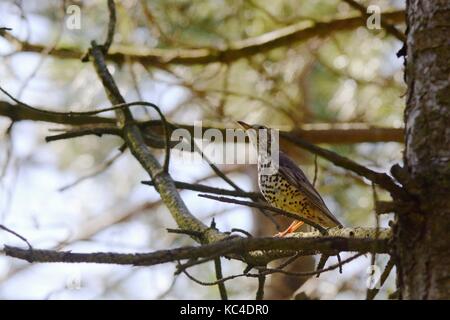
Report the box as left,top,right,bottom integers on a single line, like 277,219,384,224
238,121,343,237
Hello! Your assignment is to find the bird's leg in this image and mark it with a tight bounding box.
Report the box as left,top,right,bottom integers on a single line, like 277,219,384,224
274,220,304,237
289,220,304,233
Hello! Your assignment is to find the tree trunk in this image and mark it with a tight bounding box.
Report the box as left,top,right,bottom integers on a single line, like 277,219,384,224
396,0,450,299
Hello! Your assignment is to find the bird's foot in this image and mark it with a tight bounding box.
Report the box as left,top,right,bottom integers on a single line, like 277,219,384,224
274,220,304,237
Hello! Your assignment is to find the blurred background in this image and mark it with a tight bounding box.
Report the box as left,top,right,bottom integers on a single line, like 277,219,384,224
0,0,405,299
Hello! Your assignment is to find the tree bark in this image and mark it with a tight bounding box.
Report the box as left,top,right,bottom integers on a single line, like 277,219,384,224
396,0,450,299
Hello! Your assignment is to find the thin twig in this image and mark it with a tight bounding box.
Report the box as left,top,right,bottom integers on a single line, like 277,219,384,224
103,0,116,53
0,122,14,180
175,253,228,275
372,183,381,241
368,182,381,296
190,138,243,192
45,126,120,142
214,258,228,300
142,180,261,199
73,100,172,173
0,85,167,150
178,263,239,286
263,252,363,277
256,271,266,300
274,252,302,270
181,252,364,287
155,275,178,299
1,84,168,147
337,253,343,273
0,224,32,249
144,178,279,230
313,154,318,187
315,254,330,277
281,131,410,200
230,228,253,238
166,228,204,239
16,9,64,100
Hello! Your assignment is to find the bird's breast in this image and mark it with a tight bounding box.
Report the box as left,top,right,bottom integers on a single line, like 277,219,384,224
259,174,302,205
258,173,325,224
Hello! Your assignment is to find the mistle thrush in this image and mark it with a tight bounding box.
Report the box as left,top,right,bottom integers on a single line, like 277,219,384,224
238,121,343,236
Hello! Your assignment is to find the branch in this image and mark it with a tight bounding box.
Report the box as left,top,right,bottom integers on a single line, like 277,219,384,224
0,100,115,125
290,125,403,144
44,125,120,141
281,131,410,200
0,11,404,66
142,120,404,144
0,101,404,144
2,229,390,266
142,180,262,199
43,124,170,150
85,1,226,247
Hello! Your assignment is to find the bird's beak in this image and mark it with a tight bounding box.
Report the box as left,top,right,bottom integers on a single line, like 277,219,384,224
237,121,252,130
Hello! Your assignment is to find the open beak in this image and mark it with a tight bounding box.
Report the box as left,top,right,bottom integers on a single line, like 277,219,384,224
237,121,252,130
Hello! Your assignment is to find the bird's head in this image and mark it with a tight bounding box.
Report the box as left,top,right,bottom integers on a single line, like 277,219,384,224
237,121,273,152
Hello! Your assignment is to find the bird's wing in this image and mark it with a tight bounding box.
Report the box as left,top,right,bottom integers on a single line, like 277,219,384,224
278,152,342,227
